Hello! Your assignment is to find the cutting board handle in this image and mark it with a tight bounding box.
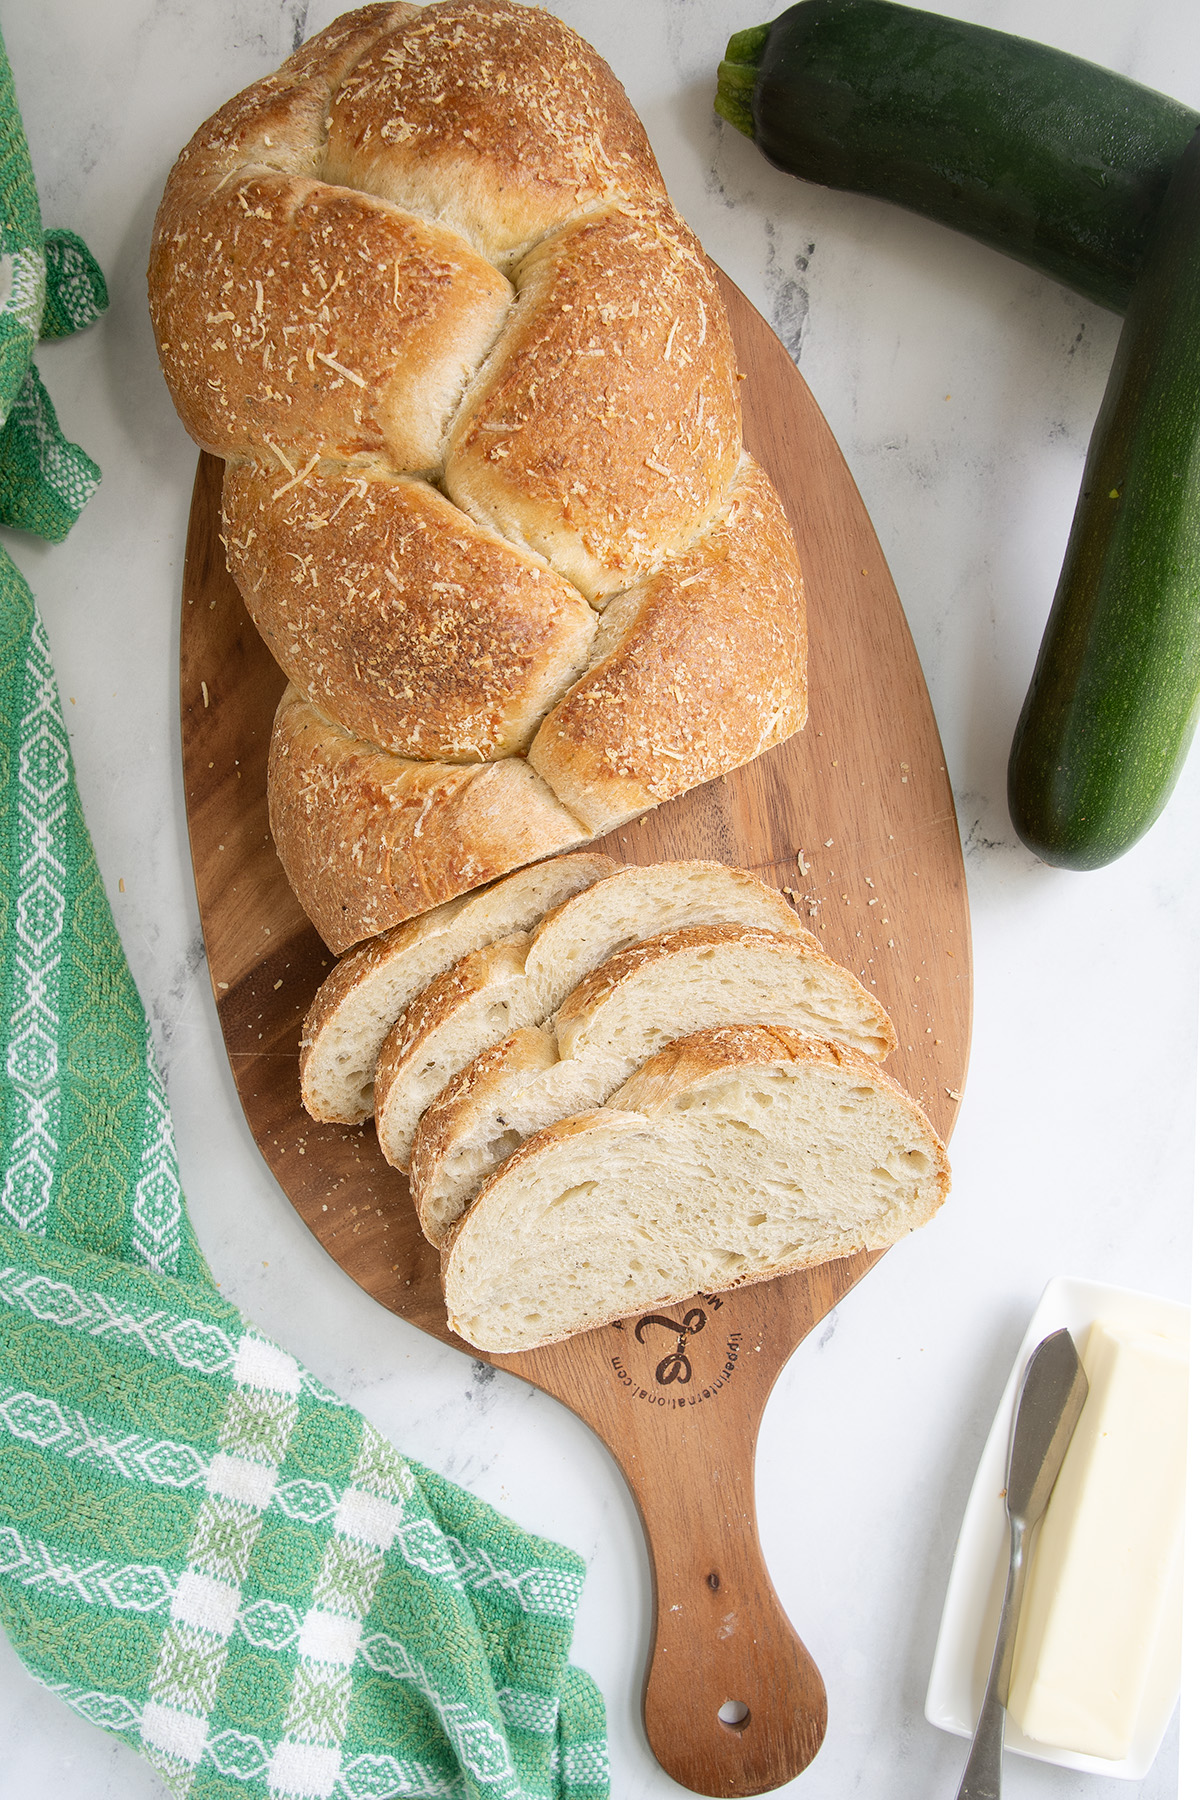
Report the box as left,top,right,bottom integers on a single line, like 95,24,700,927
637,1435,827,1796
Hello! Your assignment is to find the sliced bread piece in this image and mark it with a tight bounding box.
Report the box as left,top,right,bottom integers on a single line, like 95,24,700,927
442,1025,950,1354
368,860,819,1164
374,934,544,1173
410,925,897,1243
301,856,806,1125
300,851,616,1125
521,858,818,1016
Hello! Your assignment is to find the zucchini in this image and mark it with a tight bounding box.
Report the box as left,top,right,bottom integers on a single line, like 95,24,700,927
716,0,1198,312
1007,127,1200,869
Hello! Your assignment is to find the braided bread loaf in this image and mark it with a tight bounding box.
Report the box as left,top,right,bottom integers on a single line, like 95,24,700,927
150,1,807,951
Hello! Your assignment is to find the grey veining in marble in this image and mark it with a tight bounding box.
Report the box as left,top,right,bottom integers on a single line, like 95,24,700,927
0,1,1196,1795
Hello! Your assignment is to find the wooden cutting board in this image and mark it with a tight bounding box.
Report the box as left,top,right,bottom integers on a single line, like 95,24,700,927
180,270,971,1799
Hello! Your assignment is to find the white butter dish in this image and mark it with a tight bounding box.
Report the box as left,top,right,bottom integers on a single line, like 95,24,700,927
924,1275,1189,1779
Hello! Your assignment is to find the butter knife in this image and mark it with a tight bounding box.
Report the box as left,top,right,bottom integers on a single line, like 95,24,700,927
954,1326,1089,1800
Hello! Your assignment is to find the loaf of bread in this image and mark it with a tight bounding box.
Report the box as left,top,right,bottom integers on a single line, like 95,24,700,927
149,1,807,952
442,1027,950,1353
404,923,896,1235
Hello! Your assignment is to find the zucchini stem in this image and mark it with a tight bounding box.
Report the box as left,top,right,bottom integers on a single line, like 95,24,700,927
715,25,771,137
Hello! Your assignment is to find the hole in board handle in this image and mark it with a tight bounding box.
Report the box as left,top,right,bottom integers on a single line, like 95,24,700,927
718,1700,751,1731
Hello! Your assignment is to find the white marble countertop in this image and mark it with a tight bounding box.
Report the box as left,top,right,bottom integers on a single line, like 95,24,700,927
1,0,1197,1795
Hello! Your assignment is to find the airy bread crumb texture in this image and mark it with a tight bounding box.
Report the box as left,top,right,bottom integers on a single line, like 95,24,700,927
409,922,897,1240
443,1027,949,1353
301,855,817,1123
300,850,616,1123
299,855,951,1352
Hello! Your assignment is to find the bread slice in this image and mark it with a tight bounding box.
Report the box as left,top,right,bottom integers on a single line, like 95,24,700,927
309,857,811,1129
410,925,897,1243
521,858,819,1013
442,1026,950,1354
374,934,544,1172
300,851,616,1125
373,865,819,1173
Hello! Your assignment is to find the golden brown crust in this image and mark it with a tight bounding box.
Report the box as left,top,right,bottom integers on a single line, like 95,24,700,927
151,2,809,943
148,8,446,464
608,1024,894,1111
223,460,595,760
444,203,741,598
267,686,588,951
150,174,511,470
325,1,668,264
155,7,402,199
527,458,807,830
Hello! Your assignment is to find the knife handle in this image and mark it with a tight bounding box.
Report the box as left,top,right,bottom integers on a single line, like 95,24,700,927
955,1516,1030,1800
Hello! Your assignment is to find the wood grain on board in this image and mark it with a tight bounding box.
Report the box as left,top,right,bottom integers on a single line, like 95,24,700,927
180,270,971,1799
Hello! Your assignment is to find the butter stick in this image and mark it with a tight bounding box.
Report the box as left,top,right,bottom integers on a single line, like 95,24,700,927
1007,1319,1188,1760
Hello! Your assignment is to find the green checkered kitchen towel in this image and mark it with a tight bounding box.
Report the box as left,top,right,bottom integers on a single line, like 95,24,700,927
0,28,608,1800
